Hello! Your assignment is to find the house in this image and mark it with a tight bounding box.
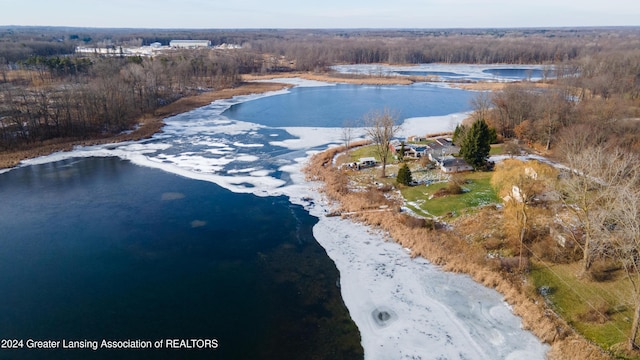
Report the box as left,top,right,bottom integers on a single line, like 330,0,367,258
406,146,428,158
389,140,429,159
407,135,426,142
169,40,211,49
426,138,459,161
435,156,473,173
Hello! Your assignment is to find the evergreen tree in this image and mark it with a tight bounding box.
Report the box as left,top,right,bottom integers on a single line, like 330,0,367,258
396,163,413,186
460,119,492,170
452,124,467,145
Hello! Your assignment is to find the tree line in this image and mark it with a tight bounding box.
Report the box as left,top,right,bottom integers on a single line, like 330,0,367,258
0,49,259,149
3,26,640,70
459,48,640,155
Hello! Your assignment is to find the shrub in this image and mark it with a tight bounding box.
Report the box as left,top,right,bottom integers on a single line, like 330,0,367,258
588,260,621,282
577,302,611,324
530,236,579,264
398,213,435,229
498,256,530,273
446,182,463,194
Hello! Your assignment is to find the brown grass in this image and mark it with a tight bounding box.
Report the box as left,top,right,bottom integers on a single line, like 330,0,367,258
242,72,419,85
0,82,289,169
451,81,554,91
304,146,611,360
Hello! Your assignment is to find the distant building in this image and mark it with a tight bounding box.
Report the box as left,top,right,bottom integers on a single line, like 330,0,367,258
169,40,211,49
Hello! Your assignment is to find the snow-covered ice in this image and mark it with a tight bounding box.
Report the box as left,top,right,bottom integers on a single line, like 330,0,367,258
310,215,547,360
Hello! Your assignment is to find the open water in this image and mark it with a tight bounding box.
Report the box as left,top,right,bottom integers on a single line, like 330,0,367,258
0,157,360,359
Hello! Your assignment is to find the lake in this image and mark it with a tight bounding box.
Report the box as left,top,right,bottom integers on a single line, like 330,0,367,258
0,157,361,359
0,65,549,359
222,83,474,127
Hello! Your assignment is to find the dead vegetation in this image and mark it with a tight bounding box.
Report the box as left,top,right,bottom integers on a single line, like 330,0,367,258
242,72,418,85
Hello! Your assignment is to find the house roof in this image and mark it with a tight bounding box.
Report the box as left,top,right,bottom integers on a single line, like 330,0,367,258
442,157,471,167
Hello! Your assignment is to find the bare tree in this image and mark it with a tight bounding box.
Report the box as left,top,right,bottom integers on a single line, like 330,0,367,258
364,109,400,178
600,153,640,350
470,91,492,121
562,146,638,274
537,88,572,151
341,119,355,155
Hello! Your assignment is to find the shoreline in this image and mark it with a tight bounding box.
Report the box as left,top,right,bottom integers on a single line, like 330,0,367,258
0,81,290,170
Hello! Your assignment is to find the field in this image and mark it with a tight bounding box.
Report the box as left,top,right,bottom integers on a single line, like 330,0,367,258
401,171,499,218
530,262,635,352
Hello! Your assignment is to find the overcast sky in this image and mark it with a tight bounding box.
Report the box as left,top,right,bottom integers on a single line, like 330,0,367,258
1,0,639,29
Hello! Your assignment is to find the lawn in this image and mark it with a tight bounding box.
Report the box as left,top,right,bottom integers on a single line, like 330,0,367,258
530,262,635,353
490,144,504,155
400,171,499,218
344,145,395,164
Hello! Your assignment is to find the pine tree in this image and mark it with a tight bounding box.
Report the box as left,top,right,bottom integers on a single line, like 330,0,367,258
452,124,467,145
460,119,491,170
396,163,413,186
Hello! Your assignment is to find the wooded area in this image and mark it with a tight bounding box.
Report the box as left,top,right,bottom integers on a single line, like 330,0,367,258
0,47,258,149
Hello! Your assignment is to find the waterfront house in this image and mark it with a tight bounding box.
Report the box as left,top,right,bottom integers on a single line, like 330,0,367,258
434,156,473,173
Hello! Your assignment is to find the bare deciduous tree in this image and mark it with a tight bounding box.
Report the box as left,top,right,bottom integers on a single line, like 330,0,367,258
470,91,492,121
364,109,400,178
600,153,640,350
341,119,355,155
562,146,638,274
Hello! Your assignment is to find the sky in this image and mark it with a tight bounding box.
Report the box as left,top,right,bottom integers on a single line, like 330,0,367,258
1,0,639,29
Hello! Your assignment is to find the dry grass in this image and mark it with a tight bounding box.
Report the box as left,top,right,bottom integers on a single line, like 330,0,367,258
451,81,554,91
0,82,289,169
242,72,418,85
304,146,612,360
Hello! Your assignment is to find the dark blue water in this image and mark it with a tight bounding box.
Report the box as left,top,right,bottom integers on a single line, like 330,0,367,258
0,157,361,359
222,83,474,127
482,68,546,79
